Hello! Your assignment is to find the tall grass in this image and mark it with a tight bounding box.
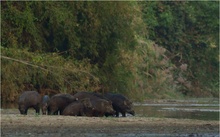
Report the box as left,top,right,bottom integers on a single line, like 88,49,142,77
110,38,183,101
1,47,100,102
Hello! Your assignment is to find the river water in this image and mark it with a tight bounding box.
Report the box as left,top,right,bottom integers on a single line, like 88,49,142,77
134,104,219,121
133,98,219,121
1,98,219,121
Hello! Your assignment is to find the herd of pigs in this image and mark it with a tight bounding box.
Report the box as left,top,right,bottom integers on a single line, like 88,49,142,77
18,91,135,117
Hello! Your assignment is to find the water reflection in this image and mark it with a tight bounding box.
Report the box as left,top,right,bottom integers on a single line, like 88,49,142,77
1,100,219,121
134,104,219,121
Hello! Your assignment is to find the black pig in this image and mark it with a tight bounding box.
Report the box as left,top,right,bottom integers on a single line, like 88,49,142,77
47,93,78,115
104,93,135,117
18,91,41,115
62,98,93,116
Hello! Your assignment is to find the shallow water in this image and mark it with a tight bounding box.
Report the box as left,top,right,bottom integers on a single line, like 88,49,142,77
133,99,219,121
1,99,219,121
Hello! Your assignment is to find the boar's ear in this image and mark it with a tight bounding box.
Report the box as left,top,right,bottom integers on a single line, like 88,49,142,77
124,101,127,105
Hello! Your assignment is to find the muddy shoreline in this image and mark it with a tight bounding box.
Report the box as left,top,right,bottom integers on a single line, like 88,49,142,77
1,99,219,137
1,113,219,137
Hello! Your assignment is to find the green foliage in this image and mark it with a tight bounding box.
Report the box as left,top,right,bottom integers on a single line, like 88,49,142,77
140,1,219,96
1,1,219,103
1,47,100,102
119,38,183,100
1,1,140,102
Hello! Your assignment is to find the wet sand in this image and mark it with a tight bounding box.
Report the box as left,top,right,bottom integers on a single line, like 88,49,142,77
1,112,219,137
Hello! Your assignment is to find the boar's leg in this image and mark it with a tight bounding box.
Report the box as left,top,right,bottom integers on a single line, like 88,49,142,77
121,112,126,117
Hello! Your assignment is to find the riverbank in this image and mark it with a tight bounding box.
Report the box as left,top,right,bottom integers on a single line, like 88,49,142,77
1,113,219,137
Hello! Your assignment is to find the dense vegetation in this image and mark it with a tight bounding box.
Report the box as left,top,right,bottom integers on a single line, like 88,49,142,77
1,1,219,102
